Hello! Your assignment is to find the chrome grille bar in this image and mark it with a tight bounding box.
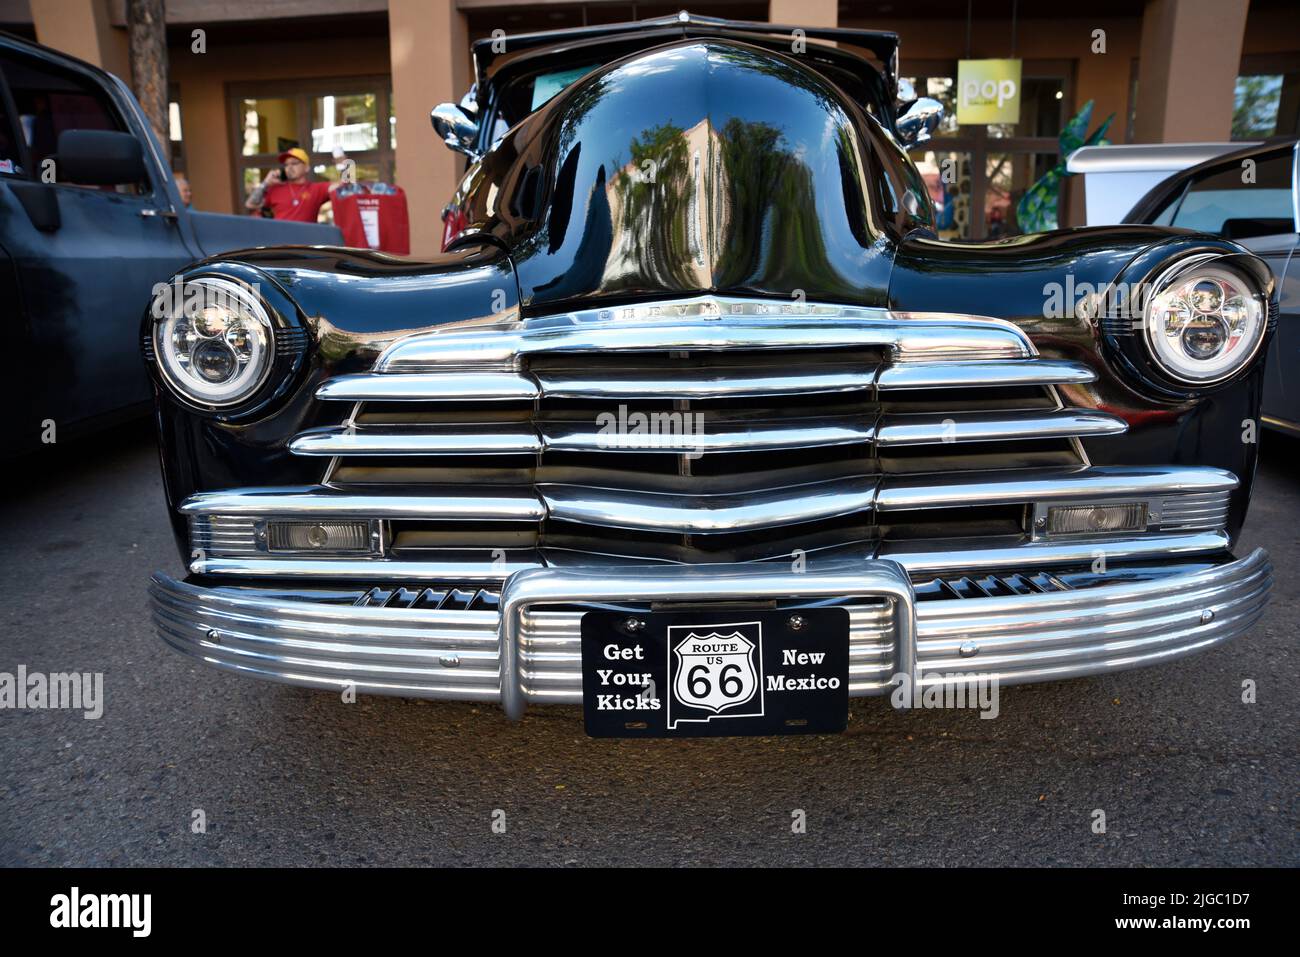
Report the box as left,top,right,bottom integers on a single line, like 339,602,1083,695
876,359,1095,389
190,556,538,580
374,297,1035,372
315,356,1097,403
316,357,1097,403
875,466,1237,511
876,409,1126,446
537,417,875,454
184,469,1236,560
879,530,1230,574
290,425,542,457
532,364,876,399
538,477,879,533
179,487,545,521
1159,491,1233,531
184,530,1234,581
289,411,1124,458
316,372,539,403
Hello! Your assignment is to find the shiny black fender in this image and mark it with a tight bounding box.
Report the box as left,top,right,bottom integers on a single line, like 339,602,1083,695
888,227,1275,543
146,243,518,558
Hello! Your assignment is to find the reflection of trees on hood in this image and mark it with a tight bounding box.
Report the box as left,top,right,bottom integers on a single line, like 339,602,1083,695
608,122,702,291
713,118,848,295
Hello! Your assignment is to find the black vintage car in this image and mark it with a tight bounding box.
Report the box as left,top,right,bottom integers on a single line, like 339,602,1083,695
145,14,1273,737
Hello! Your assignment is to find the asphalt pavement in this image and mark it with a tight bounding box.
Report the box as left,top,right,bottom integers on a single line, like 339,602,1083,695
1,419,1295,866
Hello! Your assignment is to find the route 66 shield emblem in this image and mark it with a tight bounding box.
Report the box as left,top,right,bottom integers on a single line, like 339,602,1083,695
668,621,763,727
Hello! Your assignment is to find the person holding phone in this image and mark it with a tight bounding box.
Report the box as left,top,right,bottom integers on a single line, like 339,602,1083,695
245,147,338,221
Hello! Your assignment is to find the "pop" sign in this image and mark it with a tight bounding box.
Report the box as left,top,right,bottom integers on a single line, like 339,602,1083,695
956,59,1022,125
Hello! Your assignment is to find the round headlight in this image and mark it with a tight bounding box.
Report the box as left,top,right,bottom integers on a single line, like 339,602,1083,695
153,277,274,407
1143,260,1267,385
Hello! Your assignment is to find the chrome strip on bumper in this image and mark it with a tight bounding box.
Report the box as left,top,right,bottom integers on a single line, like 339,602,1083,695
185,530,1233,579
150,548,1271,719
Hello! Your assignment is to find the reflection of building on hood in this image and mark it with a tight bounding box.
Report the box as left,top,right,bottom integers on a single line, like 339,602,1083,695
603,118,715,291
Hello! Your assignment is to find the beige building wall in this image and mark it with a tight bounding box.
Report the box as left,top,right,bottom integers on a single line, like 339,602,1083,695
31,0,129,79
769,0,836,29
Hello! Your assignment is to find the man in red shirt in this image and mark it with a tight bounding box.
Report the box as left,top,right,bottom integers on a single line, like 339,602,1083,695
245,147,336,222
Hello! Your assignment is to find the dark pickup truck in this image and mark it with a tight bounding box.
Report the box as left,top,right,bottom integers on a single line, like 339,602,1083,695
0,32,341,450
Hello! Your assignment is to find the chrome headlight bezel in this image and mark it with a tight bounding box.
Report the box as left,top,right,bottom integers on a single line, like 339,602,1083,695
151,276,277,410
1141,255,1270,387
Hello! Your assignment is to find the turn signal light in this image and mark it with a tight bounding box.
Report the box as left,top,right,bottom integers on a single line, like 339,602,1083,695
1046,503,1147,535
267,521,374,553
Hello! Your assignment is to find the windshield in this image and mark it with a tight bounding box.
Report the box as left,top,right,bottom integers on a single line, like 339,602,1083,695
486,44,892,149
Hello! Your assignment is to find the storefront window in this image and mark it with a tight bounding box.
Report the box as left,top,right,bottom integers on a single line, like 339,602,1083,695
230,79,394,215
168,83,184,172
240,97,296,156
906,61,1070,239
311,93,378,152
988,77,1065,139
925,77,960,137
1233,73,1299,139
1234,55,1300,139
314,161,381,184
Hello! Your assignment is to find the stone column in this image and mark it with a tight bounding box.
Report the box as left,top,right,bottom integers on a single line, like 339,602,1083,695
389,0,470,258
1134,0,1249,142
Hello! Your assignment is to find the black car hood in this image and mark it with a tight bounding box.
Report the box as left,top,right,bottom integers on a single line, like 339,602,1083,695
458,39,903,310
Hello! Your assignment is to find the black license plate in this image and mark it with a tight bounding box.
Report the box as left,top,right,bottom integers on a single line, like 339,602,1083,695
581,607,849,737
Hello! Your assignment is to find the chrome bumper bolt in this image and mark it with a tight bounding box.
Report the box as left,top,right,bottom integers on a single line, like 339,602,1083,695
788,614,806,631
622,617,646,634
959,640,979,658
1200,609,1215,624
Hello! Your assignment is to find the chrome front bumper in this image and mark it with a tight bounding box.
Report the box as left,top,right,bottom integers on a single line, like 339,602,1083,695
150,548,1271,720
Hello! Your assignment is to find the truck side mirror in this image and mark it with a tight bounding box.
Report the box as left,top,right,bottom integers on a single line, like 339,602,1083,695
53,129,148,186
431,103,481,160
896,97,945,149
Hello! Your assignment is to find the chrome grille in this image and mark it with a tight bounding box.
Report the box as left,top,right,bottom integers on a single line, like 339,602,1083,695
1158,490,1232,531
182,296,1242,581
189,515,260,558
291,296,1131,567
